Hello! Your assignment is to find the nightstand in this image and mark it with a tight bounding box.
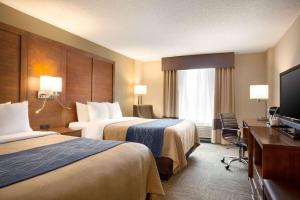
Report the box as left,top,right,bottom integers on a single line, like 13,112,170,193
48,127,82,137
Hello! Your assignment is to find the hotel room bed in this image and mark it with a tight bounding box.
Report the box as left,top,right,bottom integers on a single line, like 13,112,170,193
0,132,164,200
69,117,200,177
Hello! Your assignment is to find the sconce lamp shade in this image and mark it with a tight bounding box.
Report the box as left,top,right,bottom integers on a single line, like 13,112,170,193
40,76,52,91
134,85,147,95
51,77,62,92
250,85,268,100
39,76,62,92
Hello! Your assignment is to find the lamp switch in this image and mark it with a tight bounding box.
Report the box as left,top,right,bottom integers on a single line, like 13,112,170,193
37,91,55,99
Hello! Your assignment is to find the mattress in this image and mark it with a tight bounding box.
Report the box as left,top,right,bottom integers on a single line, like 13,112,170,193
0,132,164,200
69,117,199,173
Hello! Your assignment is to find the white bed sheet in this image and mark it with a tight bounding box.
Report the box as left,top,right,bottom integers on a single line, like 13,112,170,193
0,131,58,144
69,117,138,140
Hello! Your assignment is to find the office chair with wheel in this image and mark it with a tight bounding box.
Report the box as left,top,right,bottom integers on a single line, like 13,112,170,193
219,113,248,170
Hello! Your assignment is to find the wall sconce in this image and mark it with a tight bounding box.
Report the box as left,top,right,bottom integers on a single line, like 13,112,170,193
134,84,147,104
38,76,62,99
36,76,71,114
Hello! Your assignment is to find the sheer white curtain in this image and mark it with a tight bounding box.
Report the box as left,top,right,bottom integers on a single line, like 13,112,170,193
178,68,215,126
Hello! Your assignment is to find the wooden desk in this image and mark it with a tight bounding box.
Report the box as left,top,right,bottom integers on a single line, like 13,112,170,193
244,119,300,200
242,119,267,138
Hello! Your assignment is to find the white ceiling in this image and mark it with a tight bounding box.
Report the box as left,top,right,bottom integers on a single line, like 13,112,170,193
1,0,300,61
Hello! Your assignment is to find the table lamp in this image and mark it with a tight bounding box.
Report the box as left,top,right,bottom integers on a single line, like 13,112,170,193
134,85,147,104
250,84,269,121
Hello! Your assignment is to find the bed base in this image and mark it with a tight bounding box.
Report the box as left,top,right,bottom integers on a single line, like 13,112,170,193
156,144,199,180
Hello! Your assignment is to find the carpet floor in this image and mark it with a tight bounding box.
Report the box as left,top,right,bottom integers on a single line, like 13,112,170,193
162,143,252,200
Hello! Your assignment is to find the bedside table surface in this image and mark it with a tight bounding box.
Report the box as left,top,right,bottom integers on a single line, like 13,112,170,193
48,127,74,134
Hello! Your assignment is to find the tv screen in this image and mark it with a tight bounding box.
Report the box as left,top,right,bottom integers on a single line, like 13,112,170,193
280,65,300,121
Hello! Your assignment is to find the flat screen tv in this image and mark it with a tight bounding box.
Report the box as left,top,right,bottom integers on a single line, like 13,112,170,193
280,64,300,123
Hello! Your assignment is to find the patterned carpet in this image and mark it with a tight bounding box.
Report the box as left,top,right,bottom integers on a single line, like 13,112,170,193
162,143,252,200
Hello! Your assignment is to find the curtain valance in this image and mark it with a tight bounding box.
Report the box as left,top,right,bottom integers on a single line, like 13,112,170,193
162,52,234,71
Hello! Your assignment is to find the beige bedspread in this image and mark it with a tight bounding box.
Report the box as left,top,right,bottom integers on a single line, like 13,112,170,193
103,118,199,173
0,135,164,200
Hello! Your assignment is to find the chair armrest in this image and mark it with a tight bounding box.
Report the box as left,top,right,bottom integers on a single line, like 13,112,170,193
222,128,242,141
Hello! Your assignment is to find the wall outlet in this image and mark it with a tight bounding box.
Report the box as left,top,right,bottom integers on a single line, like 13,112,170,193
40,124,50,130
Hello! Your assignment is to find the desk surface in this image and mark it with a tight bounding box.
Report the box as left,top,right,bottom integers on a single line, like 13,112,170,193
250,127,300,149
243,118,268,127
244,119,300,149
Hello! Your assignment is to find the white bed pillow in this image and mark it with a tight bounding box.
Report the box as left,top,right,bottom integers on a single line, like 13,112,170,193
108,102,123,119
0,101,31,136
76,102,89,122
87,102,110,121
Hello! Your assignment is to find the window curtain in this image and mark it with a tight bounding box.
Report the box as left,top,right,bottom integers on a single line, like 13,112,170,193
211,67,235,144
178,68,215,125
163,70,178,118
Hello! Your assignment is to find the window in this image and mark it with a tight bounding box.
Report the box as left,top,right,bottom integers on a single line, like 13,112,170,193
178,68,215,126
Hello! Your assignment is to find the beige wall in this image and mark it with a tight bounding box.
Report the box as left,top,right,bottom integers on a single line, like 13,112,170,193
0,3,135,115
235,53,267,123
136,54,268,122
267,15,300,106
134,61,164,117
142,61,164,117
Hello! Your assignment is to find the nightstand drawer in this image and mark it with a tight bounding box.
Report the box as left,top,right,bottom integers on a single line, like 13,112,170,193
62,130,81,137
48,127,82,137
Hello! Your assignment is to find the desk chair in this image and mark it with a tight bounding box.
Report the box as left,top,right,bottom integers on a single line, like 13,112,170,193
219,113,248,170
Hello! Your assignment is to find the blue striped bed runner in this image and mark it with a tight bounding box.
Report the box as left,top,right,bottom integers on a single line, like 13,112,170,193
0,138,123,188
126,119,183,157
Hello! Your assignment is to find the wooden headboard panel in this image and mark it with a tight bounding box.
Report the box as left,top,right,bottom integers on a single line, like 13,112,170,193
0,28,22,103
0,22,114,130
64,50,92,124
92,58,114,102
27,35,67,129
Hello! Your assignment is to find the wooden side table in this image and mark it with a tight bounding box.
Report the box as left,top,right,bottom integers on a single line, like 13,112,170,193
48,127,82,137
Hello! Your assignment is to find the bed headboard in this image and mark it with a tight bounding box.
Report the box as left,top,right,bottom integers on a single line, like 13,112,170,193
0,22,114,130
0,25,23,103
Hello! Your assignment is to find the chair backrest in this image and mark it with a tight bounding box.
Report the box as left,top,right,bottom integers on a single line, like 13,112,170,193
133,105,155,118
219,113,239,138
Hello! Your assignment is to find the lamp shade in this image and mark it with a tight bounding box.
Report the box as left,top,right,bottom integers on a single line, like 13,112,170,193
134,85,147,95
40,76,62,92
250,85,268,99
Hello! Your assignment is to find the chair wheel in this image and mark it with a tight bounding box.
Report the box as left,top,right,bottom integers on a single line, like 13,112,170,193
221,158,225,163
225,165,229,170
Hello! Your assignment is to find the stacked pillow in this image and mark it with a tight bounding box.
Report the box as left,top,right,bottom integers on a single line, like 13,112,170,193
87,102,110,121
76,101,123,122
75,102,90,122
108,102,123,119
0,101,32,135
